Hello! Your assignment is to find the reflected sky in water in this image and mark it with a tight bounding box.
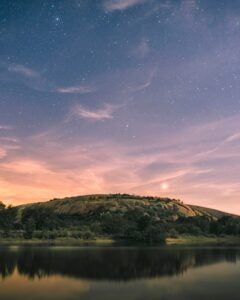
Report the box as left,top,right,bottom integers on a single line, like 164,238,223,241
0,246,239,300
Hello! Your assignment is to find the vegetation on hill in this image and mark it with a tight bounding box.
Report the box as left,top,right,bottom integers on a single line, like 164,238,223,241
0,194,239,244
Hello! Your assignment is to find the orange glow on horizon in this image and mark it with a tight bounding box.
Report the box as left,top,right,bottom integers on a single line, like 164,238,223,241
1,115,240,215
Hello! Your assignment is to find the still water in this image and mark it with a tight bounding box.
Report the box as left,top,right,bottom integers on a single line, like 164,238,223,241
0,246,239,300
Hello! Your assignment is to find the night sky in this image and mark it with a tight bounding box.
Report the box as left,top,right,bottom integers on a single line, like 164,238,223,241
1,0,240,213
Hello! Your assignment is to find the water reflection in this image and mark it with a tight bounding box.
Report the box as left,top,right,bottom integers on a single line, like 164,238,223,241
0,246,239,281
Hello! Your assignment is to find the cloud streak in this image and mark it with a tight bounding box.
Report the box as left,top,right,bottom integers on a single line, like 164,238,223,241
71,103,119,121
0,124,12,130
6,63,95,95
8,64,39,78
56,85,94,94
129,68,156,91
103,0,147,11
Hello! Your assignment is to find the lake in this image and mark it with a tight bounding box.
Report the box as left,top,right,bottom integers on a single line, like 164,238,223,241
0,246,239,300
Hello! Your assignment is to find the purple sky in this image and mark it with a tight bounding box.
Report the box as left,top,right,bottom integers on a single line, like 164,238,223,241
1,0,240,213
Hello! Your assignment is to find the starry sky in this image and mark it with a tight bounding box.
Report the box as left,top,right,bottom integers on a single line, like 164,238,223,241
1,0,240,213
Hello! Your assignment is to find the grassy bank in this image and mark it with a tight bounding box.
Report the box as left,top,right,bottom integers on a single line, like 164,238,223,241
167,235,240,246
0,235,240,247
0,237,115,246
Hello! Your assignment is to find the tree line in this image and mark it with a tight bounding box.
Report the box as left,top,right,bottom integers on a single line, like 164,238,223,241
0,201,239,244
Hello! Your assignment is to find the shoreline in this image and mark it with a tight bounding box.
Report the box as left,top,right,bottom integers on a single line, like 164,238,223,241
0,235,240,247
167,235,240,246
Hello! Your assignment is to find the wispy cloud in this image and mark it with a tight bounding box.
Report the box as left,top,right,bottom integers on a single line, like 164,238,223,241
130,68,156,91
103,0,147,11
6,63,49,92
180,0,198,14
56,85,94,94
7,63,95,95
133,38,151,59
1,114,240,213
0,124,12,130
8,64,39,78
72,103,119,121
0,147,7,159
225,132,240,143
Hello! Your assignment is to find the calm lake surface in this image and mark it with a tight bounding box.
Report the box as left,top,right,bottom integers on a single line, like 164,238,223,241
0,246,239,300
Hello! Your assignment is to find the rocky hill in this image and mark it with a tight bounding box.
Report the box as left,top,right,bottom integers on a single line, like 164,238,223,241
9,194,239,243
19,194,234,220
